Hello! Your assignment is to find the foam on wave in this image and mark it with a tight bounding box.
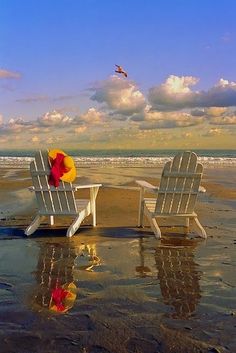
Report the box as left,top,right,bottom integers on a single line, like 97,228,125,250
0,156,235,168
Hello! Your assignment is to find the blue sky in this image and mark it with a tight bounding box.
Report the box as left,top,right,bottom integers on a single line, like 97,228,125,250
0,0,236,149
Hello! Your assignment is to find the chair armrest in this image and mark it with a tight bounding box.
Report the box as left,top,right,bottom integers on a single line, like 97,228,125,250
73,183,102,190
28,184,102,191
136,180,159,193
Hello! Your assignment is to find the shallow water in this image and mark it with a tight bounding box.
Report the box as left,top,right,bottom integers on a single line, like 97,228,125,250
0,164,236,352
0,230,236,353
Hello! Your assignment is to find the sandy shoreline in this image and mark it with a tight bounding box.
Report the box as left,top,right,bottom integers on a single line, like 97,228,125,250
0,165,236,353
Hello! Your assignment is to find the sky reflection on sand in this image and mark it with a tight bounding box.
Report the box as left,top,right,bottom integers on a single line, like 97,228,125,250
0,163,236,351
0,233,234,318
0,229,236,351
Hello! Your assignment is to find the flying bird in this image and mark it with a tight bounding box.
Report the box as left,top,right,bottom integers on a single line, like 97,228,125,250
115,64,128,78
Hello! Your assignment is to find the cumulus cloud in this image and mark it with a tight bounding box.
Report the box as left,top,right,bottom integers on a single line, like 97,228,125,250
37,110,73,127
191,109,205,117
80,108,105,124
74,126,87,134
202,106,236,125
203,128,224,137
138,110,204,129
148,75,236,110
8,117,29,126
160,75,199,94
90,75,146,117
0,117,32,134
148,75,199,110
205,107,228,117
204,79,236,107
1,72,236,148
209,114,236,125
0,69,21,79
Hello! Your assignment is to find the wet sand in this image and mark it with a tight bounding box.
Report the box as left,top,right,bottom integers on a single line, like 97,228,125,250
0,165,236,353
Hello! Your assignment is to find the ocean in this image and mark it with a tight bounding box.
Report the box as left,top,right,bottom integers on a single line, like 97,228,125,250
0,149,236,168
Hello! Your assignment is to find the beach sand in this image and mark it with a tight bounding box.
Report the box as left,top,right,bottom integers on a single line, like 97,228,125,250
0,165,236,353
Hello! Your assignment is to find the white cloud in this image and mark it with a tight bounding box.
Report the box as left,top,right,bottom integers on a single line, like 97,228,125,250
74,126,87,134
139,110,204,129
148,75,236,110
215,78,236,88
209,114,236,125
79,108,104,124
37,110,73,127
0,117,32,134
160,75,199,94
204,128,224,137
148,75,199,110
205,107,228,117
90,75,146,116
202,106,236,125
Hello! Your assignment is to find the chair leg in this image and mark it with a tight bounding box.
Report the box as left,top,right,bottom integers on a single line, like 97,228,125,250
138,188,144,227
25,215,44,236
92,206,96,227
91,190,96,227
138,202,144,227
66,210,86,238
192,217,207,238
90,187,99,227
185,217,190,234
146,212,161,239
49,215,54,225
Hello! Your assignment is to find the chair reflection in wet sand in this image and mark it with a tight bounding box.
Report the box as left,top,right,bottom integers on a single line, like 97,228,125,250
74,243,100,271
135,238,153,278
32,240,100,313
155,238,201,319
33,242,78,313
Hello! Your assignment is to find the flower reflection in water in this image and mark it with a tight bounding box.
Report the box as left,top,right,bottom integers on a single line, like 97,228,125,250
31,240,100,313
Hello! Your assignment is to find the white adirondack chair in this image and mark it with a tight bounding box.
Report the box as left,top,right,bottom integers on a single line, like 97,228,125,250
25,150,102,237
136,151,206,239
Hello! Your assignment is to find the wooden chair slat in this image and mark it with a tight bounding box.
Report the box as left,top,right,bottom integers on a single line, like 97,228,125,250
25,150,101,237
136,151,206,239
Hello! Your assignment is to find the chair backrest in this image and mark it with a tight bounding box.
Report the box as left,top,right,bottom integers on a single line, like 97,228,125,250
30,150,77,215
155,151,203,215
